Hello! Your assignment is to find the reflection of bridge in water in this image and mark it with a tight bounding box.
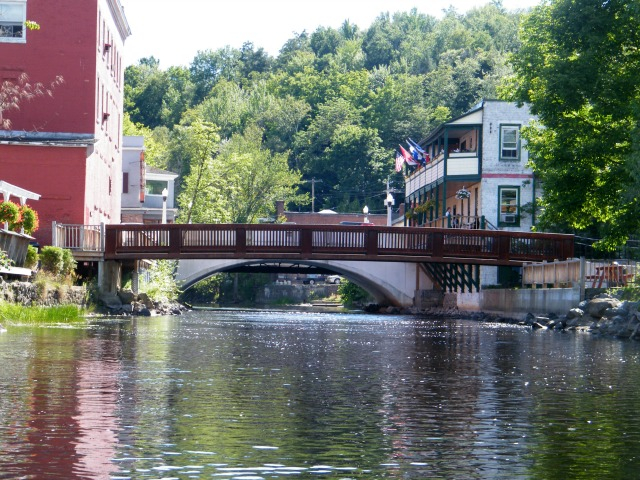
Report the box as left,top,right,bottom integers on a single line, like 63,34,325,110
101,224,574,307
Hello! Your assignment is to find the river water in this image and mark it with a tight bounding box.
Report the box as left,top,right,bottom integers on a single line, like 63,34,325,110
1,309,640,479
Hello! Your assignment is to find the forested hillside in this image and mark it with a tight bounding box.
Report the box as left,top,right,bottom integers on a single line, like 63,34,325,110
124,4,527,221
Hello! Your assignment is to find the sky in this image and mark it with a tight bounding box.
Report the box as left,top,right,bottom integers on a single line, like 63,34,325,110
121,0,541,68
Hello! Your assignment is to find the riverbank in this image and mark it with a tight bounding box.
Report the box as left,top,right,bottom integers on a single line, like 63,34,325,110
365,291,640,341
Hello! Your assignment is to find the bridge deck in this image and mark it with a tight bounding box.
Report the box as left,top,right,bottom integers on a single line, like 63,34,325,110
104,224,574,266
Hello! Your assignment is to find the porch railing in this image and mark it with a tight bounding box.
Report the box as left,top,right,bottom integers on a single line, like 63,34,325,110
52,222,104,252
422,215,496,230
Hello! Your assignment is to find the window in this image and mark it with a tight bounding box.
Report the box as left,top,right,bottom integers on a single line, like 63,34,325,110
498,186,520,227
122,172,129,194
500,124,520,160
0,1,26,42
145,180,168,195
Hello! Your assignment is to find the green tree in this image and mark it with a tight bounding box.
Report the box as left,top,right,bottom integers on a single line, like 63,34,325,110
506,0,640,247
178,122,306,224
124,58,195,128
189,47,242,104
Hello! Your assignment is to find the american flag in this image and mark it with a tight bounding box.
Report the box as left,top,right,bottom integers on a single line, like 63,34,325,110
395,151,404,172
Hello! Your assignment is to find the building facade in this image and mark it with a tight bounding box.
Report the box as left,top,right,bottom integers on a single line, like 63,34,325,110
121,136,178,224
0,0,130,246
404,99,538,286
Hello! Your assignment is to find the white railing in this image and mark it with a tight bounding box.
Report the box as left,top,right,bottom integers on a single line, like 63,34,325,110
52,222,104,252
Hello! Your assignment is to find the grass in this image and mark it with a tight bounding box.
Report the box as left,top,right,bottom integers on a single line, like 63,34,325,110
0,303,87,326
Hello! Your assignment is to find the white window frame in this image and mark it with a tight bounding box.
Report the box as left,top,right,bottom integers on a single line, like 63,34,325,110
500,124,520,161
0,1,27,43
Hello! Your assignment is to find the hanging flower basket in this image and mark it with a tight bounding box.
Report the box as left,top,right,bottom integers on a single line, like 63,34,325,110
11,205,40,235
0,201,20,226
455,187,471,200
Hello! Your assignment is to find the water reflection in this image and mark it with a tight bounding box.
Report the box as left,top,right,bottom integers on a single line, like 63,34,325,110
1,311,640,478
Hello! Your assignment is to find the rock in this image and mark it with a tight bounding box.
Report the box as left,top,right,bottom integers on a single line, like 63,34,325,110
603,306,627,319
99,293,122,310
586,297,620,319
138,292,154,309
121,304,133,313
118,290,136,304
566,308,584,320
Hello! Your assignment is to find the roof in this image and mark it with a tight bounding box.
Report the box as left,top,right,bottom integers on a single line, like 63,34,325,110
146,165,178,178
421,100,487,144
0,130,97,147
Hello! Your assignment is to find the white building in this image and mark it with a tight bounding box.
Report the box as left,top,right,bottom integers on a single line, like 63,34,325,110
404,99,538,286
121,136,178,224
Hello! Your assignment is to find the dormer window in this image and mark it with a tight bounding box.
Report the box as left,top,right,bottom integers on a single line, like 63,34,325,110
0,1,26,43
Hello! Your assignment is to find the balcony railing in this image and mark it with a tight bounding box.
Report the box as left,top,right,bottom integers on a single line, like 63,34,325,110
405,151,480,197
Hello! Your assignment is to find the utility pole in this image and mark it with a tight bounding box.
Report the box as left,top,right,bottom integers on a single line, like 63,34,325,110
308,178,322,213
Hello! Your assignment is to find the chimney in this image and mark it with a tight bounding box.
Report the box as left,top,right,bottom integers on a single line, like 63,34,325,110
275,200,285,219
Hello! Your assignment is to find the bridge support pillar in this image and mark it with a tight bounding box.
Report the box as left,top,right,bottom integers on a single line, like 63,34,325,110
98,260,122,295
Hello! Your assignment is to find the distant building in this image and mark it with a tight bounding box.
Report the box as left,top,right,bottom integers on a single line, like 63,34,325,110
274,200,398,226
122,136,178,224
0,0,131,246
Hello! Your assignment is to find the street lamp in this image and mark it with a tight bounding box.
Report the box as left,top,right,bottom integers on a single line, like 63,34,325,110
161,187,168,224
363,205,369,224
384,193,395,226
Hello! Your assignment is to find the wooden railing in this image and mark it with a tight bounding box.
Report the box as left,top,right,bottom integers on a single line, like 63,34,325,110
523,258,638,288
104,223,574,265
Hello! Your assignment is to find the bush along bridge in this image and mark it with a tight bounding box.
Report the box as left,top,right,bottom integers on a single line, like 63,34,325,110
95,223,574,307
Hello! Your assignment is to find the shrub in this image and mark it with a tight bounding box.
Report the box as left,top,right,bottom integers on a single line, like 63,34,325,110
140,259,180,302
24,244,38,269
0,249,13,270
0,201,20,225
40,246,64,274
61,248,76,276
40,246,76,276
337,279,371,306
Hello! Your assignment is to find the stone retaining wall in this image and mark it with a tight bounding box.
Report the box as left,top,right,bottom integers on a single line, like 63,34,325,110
0,279,86,306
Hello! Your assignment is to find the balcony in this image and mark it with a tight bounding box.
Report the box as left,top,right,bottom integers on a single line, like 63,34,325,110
405,151,479,197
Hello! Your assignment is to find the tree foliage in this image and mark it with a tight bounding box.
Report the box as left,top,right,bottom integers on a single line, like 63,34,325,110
0,73,64,129
506,0,640,247
124,4,526,215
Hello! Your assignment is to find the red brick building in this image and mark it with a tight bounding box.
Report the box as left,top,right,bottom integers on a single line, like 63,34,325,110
0,0,130,246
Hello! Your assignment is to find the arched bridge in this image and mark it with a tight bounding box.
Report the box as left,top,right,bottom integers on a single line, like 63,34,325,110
103,224,573,306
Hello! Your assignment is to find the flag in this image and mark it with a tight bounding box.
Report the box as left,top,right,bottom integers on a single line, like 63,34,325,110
408,143,423,161
399,145,419,166
408,139,429,166
407,138,427,156
395,151,404,172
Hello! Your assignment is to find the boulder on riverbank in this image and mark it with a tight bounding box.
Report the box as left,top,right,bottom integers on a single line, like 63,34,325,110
97,290,188,317
506,293,640,340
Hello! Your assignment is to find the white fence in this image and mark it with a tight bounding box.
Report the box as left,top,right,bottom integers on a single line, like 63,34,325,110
522,258,638,289
52,222,104,252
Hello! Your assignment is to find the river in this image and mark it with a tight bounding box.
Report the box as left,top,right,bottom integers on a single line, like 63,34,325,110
1,309,639,479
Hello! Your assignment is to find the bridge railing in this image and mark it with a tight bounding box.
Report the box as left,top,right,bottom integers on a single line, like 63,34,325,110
104,223,574,264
